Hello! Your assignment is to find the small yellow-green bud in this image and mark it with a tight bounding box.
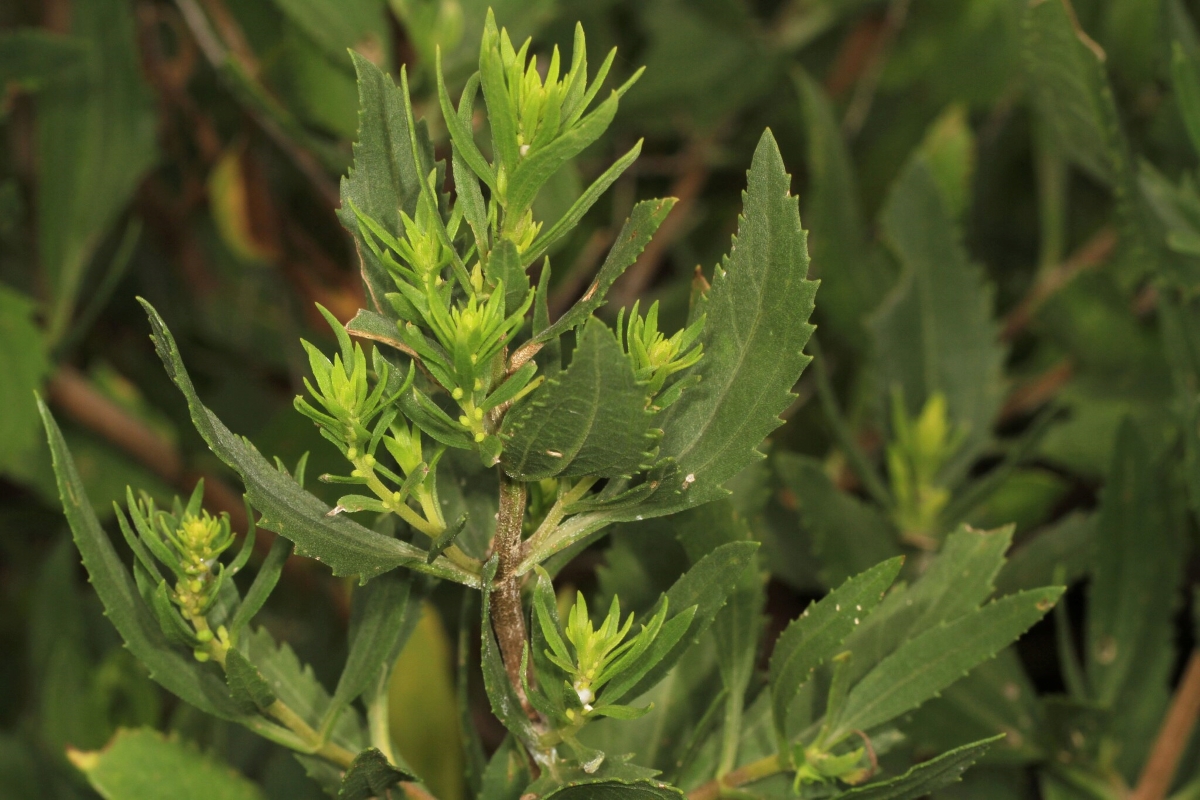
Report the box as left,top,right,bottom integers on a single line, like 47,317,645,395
452,387,464,400
346,447,358,459
474,407,484,420
459,415,471,426
193,649,210,662
474,432,486,443
363,454,376,467
392,492,403,503
196,628,214,643
188,579,203,593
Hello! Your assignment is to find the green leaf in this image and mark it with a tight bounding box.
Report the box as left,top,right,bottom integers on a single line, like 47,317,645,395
776,453,902,587
337,748,414,800
1022,0,1152,284
501,318,658,480
1173,42,1200,158
36,0,157,341
793,70,889,351
869,152,1004,472
607,541,759,703
225,648,277,713
240,625,367,753
643,129,816,514
340,53,438,314
840,525,1017,684
0,29,86,90
994,513,1094,596
0,286,50,472
324,573,413,737
39,400,251,722
834,735,1000,799
532,199,676,346
140,300,477,586
769,558,904,743
541,779,683,800
69,728,265,800
826,586,1062,742
524,141,643,268
484,240,531,316
1086,420,1184,770
268,0,387,65
229,535,293,635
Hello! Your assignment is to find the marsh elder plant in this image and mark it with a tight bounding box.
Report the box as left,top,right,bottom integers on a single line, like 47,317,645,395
40,13,1063,800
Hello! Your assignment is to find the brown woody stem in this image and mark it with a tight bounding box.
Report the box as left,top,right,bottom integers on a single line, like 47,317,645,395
493,473,535,716
1130,648,1200,800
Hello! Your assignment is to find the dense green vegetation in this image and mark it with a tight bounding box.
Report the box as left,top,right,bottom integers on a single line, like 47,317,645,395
1,0,1199,798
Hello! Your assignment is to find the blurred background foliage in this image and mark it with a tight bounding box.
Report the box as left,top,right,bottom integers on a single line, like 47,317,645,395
2,0,1200,797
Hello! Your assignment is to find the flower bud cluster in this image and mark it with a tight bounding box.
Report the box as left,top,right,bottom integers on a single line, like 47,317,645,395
618,300,705,407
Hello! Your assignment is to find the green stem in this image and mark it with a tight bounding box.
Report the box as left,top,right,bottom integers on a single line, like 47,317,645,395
267,697,358,768
353,456,479,573
523,477,599,558
688,754,782,800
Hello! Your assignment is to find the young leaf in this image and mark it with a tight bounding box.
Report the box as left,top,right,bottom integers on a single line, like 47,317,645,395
68,728,265,800
869,151,1004,474
139,300,477,586
834,735,1001,799
229,535,292,635
643,129,817,515
606,541,759,702
338,748,415,800
39,400,249,722
768,557,904,743
826,586,1062,743
0,286,50,472
501,318,658,480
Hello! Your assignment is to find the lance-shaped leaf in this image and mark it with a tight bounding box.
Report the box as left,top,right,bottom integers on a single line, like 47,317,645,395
139,300,477,586
769,558,903,743
322,573,413,739
39,400,249,722
834,735,1000,799
643,129,817,514
794,70,889,351
869,151,1004,474
1022,0,1151,284
825,586,1062,743
225,648,276,713
340,52,438,314
68,728,265,800
530,198,676,347
501,318,658,480
1086,420,1183,770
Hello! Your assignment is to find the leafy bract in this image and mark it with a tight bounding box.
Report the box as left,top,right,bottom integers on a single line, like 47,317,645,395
826,586,1062,742
643,129,817,513
501,318,658,480
870,151,1004,474
140,300,477,586
69,728,265,800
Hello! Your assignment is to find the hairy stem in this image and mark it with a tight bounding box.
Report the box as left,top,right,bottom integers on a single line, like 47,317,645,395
493,473,535,715
688,754,782,800
1131,648,1200,800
